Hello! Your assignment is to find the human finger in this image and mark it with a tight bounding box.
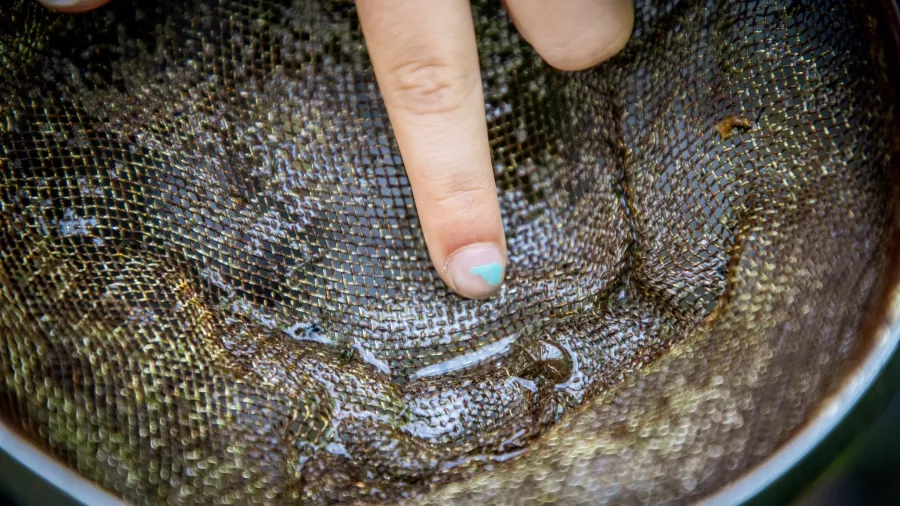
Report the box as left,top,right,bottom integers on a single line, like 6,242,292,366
356,0,507,299
503,0,634,71
36,0,112,13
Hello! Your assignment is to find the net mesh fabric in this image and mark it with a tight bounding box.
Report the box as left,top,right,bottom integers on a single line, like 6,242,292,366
0,0,895,504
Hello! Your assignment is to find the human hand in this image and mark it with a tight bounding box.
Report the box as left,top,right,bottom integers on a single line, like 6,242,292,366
38,0,634,299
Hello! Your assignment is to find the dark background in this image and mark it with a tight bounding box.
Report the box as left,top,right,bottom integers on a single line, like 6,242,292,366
796,387,900,506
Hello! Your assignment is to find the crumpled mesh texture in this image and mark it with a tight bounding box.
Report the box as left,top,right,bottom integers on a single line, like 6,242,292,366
0,0,894,504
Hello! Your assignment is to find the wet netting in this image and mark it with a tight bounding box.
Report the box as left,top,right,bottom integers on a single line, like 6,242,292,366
0,0,897,504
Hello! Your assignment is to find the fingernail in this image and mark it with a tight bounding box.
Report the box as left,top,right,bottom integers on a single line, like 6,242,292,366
446,243,506,299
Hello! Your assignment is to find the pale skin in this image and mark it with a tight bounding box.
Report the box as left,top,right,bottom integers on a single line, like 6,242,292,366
39,0,634,299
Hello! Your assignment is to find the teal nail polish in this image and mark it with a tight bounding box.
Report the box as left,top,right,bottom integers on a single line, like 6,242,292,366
470,262,504,286
448,244,505,298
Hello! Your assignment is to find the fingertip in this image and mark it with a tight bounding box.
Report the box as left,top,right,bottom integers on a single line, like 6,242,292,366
445,242,507,299
547,9,634,71
419,184,508,300
36,0,112,13
545,4,634,71
423,188,508,299
505,0,635,72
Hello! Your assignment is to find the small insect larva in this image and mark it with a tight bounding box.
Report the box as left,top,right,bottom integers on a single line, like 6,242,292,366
716,115,753,140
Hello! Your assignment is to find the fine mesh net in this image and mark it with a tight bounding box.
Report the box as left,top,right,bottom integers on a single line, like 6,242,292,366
0,0,897,504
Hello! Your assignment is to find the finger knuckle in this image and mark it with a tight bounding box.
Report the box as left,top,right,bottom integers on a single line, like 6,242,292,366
429,178,491,211
387,59,475,116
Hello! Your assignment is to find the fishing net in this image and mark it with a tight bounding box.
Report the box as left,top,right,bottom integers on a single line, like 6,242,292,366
0,0,898,504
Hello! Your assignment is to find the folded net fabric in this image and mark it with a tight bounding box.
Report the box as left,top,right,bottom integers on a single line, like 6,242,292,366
0,0,897,504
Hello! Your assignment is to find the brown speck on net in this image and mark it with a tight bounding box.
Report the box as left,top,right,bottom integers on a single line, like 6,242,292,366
716,115,753,140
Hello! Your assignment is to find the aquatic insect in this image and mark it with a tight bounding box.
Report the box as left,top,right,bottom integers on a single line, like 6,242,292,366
716,114,752,139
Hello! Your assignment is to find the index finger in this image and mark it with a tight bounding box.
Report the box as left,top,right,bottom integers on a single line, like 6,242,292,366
356,0,507,299
37,0,112,13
